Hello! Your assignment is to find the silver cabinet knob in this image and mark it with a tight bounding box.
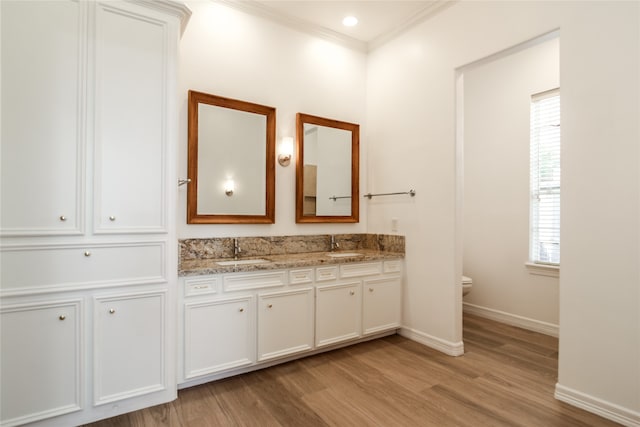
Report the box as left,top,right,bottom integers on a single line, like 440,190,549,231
84,251,91,257
369,288,374,292
239,308,244,313
349,290,355,296
109,308,115,314
59,315,66,320
59,215,67,221
267,304,273,308
109,216,116,221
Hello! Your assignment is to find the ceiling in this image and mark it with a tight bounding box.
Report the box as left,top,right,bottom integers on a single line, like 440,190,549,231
218,0,451,51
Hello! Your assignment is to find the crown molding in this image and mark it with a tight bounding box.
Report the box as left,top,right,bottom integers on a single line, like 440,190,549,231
216,0,368,52
368,0,456,51
215,0,455,53
131,0,192,36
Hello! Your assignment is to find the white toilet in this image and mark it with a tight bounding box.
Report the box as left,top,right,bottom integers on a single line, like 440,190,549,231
462,275,473,296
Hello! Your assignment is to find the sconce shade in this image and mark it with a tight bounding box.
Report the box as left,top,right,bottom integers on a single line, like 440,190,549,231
278,137,294,166
224,178,234,196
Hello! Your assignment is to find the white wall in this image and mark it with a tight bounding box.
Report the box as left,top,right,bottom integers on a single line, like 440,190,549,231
367,0,639,421
462,37,560,330
178,0,367,237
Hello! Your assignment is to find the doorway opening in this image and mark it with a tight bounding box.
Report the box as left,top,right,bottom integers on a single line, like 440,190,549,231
455,30,560,342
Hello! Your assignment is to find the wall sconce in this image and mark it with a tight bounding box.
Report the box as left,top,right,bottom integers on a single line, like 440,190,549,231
224,178,234,196
278,137,293,167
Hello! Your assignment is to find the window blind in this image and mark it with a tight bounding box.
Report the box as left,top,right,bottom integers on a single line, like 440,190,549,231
530,89,560,265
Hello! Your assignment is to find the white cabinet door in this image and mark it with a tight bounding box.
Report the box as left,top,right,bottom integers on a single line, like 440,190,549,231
183,296,255,380
258,288,314,361
362,277,402,335
0,0,85,236
92,2,170,234
315,281,362,347
93,291,166,405
1,300,82,426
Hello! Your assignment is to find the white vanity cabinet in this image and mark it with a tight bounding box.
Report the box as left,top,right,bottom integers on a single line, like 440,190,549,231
257,287,315,361
316,260,401,346
178,270,290,385
183,295,255,380
315,281,362,347
0,300,82,426
362,276,402,335
178,259,402,388
0,1,188,425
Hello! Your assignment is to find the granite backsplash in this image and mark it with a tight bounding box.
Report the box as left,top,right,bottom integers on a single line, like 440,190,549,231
179,234,405,262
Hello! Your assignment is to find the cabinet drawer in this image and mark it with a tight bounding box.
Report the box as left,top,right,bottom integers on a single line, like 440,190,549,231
1,243,165,292
340,262,382,278
383,260,403,274
223,271,286,292
184,277,219,297
289,269,313,285
315,266,338,282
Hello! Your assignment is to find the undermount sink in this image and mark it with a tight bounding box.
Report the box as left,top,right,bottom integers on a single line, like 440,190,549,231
326,252,362,258
216,258,271,266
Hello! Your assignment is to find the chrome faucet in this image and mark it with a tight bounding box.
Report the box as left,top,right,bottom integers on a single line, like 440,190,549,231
233,238,241,259
330,235,340,252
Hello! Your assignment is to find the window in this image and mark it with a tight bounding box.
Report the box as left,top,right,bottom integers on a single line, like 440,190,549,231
530,89,560,265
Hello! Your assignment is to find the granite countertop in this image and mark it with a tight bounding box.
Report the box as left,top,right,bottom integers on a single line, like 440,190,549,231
179,249,404,277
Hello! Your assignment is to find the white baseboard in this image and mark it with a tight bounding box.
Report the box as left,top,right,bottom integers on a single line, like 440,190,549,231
555,383,640,427
398,326,465,356
463,302,559,337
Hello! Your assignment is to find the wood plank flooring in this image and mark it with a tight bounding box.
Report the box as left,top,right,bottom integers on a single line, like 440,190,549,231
86,314,620,426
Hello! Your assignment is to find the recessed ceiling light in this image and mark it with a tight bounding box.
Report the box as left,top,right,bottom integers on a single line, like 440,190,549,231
342,16,358,27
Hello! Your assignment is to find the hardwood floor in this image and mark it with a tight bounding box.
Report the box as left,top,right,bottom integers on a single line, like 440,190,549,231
86,314,620,426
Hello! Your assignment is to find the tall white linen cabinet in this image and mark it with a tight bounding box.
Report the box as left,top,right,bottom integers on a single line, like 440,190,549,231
0,1,190,425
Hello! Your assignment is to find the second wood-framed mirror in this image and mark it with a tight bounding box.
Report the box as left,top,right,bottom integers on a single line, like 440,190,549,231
295,113,359,223
187,90,275,224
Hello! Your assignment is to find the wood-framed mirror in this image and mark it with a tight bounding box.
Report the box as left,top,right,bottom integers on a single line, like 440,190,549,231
295,113,359,223
187,90,275,224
